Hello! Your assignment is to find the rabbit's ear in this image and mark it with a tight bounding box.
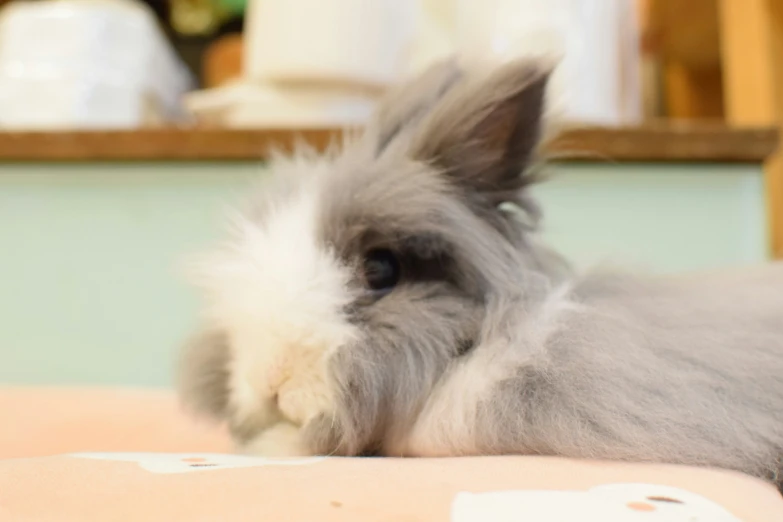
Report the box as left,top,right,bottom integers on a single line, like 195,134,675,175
176,326,231,421
411,59,552,203
370,57,463,154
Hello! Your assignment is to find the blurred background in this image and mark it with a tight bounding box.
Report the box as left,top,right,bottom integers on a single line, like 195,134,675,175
0,0,779,387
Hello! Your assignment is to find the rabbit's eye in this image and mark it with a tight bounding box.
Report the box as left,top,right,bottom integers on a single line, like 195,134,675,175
363,249,400,293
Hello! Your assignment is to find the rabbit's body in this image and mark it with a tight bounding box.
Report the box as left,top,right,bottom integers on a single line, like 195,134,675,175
393,265,783,484
178,58,783,488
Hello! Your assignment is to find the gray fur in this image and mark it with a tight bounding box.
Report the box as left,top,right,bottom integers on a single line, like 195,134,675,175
178,57,783,488
473,265,783,483
177,327,231,419
370,58,463,154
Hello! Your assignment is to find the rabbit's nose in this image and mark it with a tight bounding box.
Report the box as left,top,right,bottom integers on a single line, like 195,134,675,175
267,368,287,393
265,356,291,393
266,393,288,424
271,392,281,411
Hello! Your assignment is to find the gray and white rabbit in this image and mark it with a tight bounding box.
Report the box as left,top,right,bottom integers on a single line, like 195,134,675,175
177,58,783,488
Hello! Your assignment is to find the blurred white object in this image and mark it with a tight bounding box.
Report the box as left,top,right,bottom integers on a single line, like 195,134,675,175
404,0,455,77
184,81,377,128
244,0,417,87
455,0,642,126
453,484,743,522
0,0,194,129
197,0,420,128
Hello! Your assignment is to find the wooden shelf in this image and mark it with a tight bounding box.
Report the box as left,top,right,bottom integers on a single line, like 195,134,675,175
0,124,774,163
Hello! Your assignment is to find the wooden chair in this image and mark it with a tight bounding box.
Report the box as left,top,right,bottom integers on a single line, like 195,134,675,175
720,0,783,259
644,0,783,258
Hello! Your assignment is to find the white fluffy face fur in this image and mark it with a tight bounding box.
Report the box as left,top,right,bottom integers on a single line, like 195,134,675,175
190,172,360,455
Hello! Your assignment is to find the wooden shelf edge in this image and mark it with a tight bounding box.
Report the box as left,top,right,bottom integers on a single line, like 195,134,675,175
0,124,775,164
545,124,779,163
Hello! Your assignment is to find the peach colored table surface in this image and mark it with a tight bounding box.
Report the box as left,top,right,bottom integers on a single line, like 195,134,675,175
0,386,230,459
1,387,781,521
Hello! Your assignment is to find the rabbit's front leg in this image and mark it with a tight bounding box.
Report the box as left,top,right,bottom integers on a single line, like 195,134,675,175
385,347,517,457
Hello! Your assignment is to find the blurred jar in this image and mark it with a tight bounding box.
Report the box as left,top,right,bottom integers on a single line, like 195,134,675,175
455,0,641,126
244,0,417,88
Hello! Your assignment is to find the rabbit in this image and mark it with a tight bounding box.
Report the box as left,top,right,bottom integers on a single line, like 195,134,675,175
177,57,783,489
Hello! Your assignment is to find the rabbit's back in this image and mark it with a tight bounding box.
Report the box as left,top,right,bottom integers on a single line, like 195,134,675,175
496,262,783,480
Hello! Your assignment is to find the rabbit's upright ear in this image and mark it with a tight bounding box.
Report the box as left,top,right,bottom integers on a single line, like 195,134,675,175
410,59,552,204
369,58,464,154
176,327,231,421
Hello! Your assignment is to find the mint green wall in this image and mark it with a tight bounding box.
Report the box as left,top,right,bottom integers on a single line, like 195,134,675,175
0,161,768,386
533,164,768,272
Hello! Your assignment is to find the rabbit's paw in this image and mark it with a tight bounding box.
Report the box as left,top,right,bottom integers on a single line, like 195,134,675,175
240,422,310,457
